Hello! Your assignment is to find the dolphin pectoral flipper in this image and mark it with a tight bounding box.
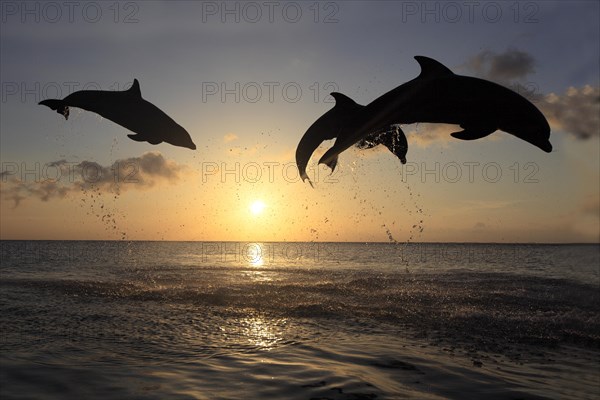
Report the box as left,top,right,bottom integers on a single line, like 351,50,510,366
127,134,145,142
127,134,162,145
450,125,496,141
146,137,162,145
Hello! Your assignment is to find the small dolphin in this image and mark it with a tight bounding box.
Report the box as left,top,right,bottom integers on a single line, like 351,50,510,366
39,79,196,150
296,56,551,183
295,92,361,185
295,93,407,184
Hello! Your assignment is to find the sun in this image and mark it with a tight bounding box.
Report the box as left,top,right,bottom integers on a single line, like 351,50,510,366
249,200,266,216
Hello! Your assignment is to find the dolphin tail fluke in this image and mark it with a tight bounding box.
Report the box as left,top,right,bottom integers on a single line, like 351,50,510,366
357,126,409,164
39,99,70,120
389,126,408,164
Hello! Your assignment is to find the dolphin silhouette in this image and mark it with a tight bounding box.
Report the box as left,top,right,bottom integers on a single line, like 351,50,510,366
295,93,407,185
39,79,196,150
296,56,551,183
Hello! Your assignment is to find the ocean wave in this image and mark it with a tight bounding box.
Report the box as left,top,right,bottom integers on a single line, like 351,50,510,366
2,269,599,353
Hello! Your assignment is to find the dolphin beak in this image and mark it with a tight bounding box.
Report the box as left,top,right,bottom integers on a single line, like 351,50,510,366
540,140,552,153
303,175,314,188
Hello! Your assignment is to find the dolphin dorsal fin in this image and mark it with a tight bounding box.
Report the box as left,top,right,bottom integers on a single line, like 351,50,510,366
414,56,454,79
331,92,358,108
128,79,141,97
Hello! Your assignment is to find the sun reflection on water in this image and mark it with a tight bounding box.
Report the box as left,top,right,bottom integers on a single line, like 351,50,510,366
244,242,264,267
249,253,264,268
242,243,275,282
238,316,288,351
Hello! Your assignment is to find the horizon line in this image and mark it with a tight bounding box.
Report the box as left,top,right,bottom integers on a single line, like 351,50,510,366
0,239,598,245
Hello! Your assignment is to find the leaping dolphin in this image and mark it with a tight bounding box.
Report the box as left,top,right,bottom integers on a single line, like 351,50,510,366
39,79,196,150
296,56,551,183
295,93,407,185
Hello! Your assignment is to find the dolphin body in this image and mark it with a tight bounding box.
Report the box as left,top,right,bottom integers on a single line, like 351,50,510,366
296,56,551,184
39,79,196,150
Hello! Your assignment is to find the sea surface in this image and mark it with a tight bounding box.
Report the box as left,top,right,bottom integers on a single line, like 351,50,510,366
0,241,599,399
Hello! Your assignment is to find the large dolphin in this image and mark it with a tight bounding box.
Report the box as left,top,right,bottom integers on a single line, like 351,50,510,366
39,79,196,150
296,56,551,183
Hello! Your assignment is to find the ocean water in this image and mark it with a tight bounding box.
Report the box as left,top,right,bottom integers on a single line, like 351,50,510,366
0,241,598,399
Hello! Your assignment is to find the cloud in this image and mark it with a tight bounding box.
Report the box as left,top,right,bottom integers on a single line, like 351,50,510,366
1,152,190,207
466,48,535,81
223,133,238,143
404,124,458,147
538,85,600,139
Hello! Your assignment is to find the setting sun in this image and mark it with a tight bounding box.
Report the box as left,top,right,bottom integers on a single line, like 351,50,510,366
249,200,266,216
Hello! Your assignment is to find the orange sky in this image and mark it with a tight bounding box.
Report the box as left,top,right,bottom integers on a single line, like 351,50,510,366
1,2,598,243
